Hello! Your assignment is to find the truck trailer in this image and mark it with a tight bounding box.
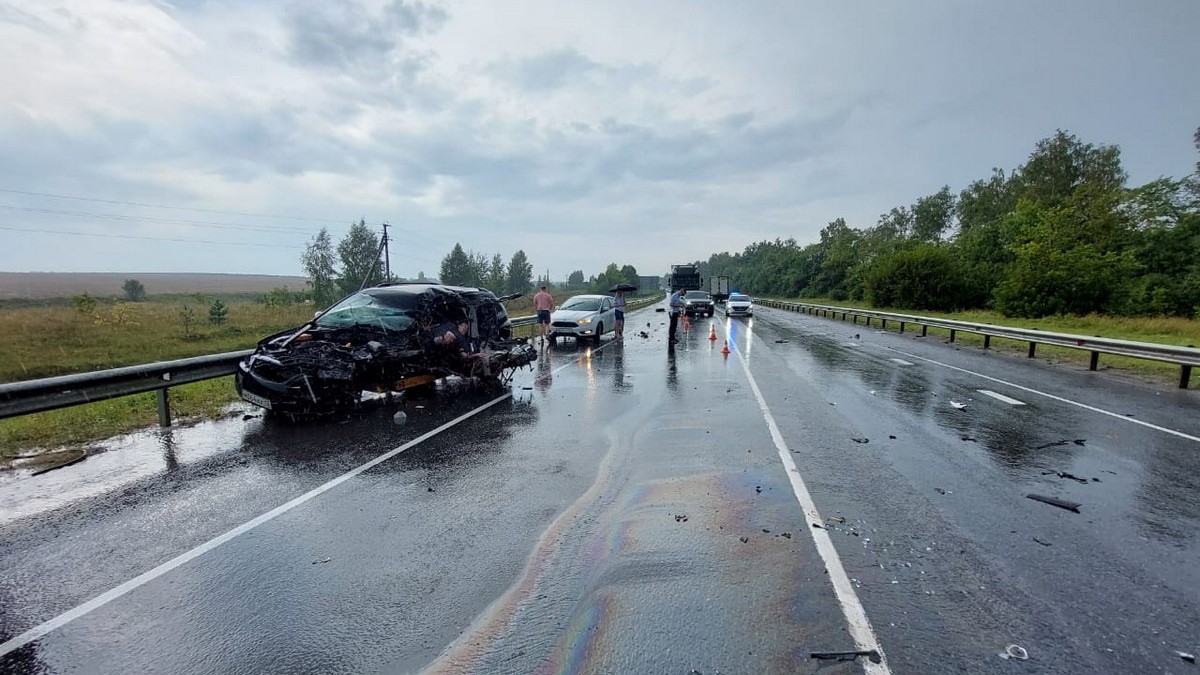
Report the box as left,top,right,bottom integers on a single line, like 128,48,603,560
710,275,730,303
669,264,702,291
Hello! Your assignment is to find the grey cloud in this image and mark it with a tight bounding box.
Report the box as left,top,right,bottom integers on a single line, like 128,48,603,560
490,48,714,96
283,0,445,79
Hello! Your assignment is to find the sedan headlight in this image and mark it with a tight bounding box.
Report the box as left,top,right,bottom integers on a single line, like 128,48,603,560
577,317,592,325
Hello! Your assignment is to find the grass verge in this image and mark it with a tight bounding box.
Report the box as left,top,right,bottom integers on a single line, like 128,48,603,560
770,297,1199,387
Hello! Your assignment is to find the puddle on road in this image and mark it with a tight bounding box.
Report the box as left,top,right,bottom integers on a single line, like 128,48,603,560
0,404,263,525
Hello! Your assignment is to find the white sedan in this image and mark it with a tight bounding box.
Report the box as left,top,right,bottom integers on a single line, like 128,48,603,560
547,294,616,345
725,293,753,317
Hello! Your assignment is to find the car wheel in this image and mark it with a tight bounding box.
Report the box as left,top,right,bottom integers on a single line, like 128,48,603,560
594,323,603,345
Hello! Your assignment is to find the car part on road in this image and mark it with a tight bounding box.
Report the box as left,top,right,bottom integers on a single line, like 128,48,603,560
1026,493,1082,513
810,650,882,664
997,645,1028,660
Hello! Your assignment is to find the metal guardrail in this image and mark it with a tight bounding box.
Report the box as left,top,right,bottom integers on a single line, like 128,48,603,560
758,300,1200,389
0,293,665,426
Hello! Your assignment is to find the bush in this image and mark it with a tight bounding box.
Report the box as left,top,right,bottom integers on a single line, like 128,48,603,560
863,244,967,311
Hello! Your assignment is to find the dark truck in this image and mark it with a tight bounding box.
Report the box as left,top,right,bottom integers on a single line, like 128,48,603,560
669,264,702,291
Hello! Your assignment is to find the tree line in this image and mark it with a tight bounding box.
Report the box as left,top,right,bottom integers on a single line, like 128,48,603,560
696,128,1200,318
564,264,640,293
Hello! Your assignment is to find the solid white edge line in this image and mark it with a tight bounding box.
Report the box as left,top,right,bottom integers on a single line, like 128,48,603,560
733,344,892,674
976,389,1026,406
877,346,1200,444
0,392,514,658
889,358,914,366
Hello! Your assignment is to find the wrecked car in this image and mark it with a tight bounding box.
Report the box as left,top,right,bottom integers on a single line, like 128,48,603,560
235,283,537,417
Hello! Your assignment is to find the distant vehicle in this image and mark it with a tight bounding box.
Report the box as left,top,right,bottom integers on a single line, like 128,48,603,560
683,290,714,317
725,293,753,317
236,284,536,418
547,294,616,345
669,264,702,291
710,276,730,304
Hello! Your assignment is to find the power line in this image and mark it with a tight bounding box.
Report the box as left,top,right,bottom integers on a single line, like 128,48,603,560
0,187,344,223
0,225,304,249
0,204,334,235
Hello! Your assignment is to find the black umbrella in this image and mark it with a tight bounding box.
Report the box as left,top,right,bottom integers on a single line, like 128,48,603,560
608,282,638,293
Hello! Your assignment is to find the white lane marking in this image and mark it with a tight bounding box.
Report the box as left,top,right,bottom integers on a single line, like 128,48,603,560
977,389,1026,406
0,393,514,658
878,346,1200,444
890,358,914,366
733,344,891,674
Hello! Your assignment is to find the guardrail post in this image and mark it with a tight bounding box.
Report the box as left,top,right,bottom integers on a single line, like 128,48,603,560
1089,351,1100,371
983,335,991,350
1028,342,1036,358
899,321,905,333
851,315,856,324
865,317,871,327
1181,365,1192,389
921,325,927,337
841,312,846,321
949,329,956,343
156,388,172,427
881,319,887,330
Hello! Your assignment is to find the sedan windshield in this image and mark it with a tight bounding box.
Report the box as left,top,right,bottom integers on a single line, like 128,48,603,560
315,292,419,331
562,297,602,311
729,295,750,302
685,291,710,299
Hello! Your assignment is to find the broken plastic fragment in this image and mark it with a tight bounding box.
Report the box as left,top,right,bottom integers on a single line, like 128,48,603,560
997,645,1028,660
950,401,967,409
1026,493,1081,513
810,650,881,664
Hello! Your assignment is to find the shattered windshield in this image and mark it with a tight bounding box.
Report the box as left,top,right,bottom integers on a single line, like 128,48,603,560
562,297,602,311
315,291,420,331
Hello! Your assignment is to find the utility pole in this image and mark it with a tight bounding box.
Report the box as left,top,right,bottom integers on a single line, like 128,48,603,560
381,221,391,281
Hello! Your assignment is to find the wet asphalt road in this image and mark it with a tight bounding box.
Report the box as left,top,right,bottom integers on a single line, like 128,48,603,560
1,303,1198,674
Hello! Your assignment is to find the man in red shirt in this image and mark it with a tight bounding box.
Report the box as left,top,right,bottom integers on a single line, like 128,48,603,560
532,285,555,346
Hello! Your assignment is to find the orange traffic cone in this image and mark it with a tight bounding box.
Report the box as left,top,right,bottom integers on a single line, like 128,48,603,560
708,324,717,341
721,340,731,355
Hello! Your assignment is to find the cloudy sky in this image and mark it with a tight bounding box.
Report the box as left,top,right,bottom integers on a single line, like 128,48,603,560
1,0,1198,282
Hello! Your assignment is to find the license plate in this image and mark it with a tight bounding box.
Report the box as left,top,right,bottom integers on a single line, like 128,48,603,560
241,391,273,410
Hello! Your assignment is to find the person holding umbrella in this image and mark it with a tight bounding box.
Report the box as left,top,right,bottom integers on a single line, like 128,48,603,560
609,282,637,339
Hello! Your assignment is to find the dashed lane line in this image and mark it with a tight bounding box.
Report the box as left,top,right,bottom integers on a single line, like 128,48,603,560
977,389,1026,405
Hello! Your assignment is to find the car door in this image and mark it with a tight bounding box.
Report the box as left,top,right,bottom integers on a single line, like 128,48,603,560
600,297,614,333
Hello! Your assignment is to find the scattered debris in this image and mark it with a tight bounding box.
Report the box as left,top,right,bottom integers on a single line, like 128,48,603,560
674,514,689,522
1035,440,1072,450
1073,439,1087,446
655,307,666,312
1044,471,1089,484
755,486,762,493
1033,537,1052,547
1026,493,1081,513
780,532,792,539
812,523,824,529
828,516,846,524
998,645,1028,660
30,449,88,476
774,339,789,343
934,488,952,495
393,411,407,426
521,386,533,390
1176,651,1196,664
242,414,259,421
811,650,881,664
950,401,967,410
762,528,771,533
851,437,870,444
739,536,750,543
853,334,861,339
960,435,977,442
888,435,897,439
312,557,331,564
639,331,650,339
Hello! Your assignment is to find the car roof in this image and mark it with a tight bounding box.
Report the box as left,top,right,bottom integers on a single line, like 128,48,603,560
567,294,609,299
